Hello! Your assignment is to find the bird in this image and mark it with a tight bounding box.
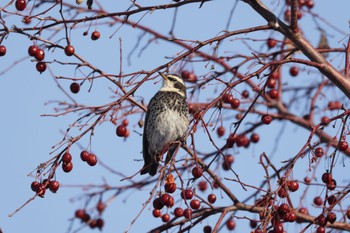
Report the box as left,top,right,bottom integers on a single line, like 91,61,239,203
140,72,189,176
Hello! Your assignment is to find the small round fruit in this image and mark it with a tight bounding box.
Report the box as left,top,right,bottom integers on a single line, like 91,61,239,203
267,78,276,88
190,199,201,209
198,181,208,192
346,208,350,219
152,209,161,218
180,189,193,200
15,0,26,11
226,218,236,230
70,82,80,94
313,196,323,206
222,93,233,104
64,45,75,56
49,180,60,193
316,226,325,233
0,45,7,56
34,48,45,61
327,179,337,190
315,147,324,157
267,38,277,48
122,119,129,126
338,141,348,151
216,126,225,137
183,208,193,219
62,152,72,163
242,90,249,98
174,207,183,217
164,183,176,193
181,70,197,83
28,45,38,56
230,98,240,109
268,89,278,99
192,166,203,178
289,66,299,77
278,203,290,215
203,225,212,233
36,62,47,73
31,181,39,192
326,211,336,223
87,153,97,166
287,180,299,192
153,197,164,210
261,114,273,125
116,125,127,137
162,213,170,222
96,218,104,230
327,195,337,205
75,209,86,219
91,31,101,41
250,133,260,143
62,162,73,173
36,183,46,197
80,150,89,161
96,201,106,214
207,194,216,204
321,172,332,184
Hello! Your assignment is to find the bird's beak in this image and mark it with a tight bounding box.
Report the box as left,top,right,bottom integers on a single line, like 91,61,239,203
158,72,169,81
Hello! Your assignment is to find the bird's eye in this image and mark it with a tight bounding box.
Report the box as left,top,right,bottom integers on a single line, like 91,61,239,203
168,77,176,82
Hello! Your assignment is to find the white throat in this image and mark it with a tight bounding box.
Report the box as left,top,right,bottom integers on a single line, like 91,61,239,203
160,86,186,98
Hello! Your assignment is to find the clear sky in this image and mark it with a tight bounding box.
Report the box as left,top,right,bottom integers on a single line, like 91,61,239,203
0,1,349,233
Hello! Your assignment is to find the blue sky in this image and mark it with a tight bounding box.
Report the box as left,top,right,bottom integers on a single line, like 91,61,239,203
1,1,350,233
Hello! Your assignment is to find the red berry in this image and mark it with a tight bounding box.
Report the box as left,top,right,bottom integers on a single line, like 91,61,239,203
250,220,258,228
164,183,176,193
284,212,296,222
315,147,324,157
162,213,170,222
23,16,31,24
36,62,46,73
152,209,161,218
89,219,97,229
122,119,129,126
268,89,279,99
116,125,127,137
70,82,80,94
250,133,260,143
62,152,72,163
222,93,233,104
96,218,104,230
338,141,348,151
0,45,7,56
62,162,73,173
226,218,236,230
174,207,183,217
190,199,201,209
91,31,101,41
153,197,164,210
287,180,299,192
183,208,192,219
96,201,106,214
327,211,336,223
15,0,26,11
198,181,208,192
230,98,240,109
80,150,89,161
327,195,337,205
216,126,225,137
31,181,40,192
321,172,332,184
28,45,38,56
203,225,212,233
316,226,325,233
267,38,277,48
313,196,323,206
267,78,276,88
87,153,97,166
181,70,197,83
160,193,171,205
36,183,46,197
192,166,203,178
242,90,249,98
180,189,193,200
261,114,273,124
305,0,314,9
277,187,288,198
207,194,216,204
278,203,290,215
289,66,299,77
327,179,337,190
35,48,45,61
64,45,75,56
346,208,350,219
75,209,86,219
304,176,311,184
49,180,60,193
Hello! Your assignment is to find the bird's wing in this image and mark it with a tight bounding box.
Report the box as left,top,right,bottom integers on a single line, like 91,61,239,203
140,104,151,175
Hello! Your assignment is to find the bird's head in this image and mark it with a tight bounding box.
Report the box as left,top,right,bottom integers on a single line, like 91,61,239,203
159,72,186,98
